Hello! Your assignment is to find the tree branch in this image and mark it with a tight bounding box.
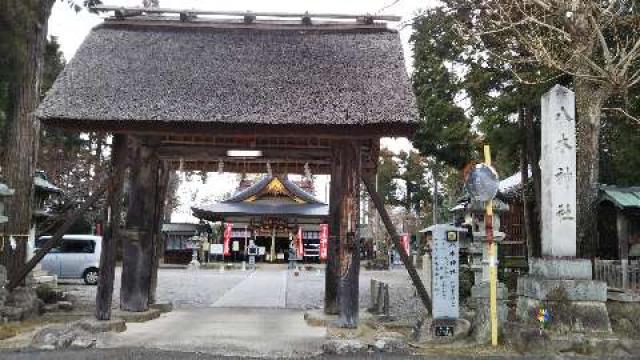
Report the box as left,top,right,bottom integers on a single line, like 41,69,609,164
603,107,640,126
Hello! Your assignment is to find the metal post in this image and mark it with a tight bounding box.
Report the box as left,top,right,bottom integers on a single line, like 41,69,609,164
484,145,498,346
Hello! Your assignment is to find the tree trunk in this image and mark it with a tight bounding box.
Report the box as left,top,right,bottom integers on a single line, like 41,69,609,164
522,107,542,258
575,80,609,258
333,140,361,328
526,108,542,258
120,137,160,312
1,0,54,284
519,108,533,259
96,134,127,320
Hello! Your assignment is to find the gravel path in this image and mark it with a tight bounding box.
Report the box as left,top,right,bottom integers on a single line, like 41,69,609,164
60,265,421,320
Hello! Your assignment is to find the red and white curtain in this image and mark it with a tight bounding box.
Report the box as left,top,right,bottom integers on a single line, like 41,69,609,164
296,226,304,257
223,222,233,256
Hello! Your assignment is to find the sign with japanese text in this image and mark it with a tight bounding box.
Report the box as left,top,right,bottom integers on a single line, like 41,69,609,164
431,225,460,320
319,224,328,260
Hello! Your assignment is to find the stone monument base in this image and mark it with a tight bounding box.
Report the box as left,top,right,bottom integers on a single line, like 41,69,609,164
470,281,508,343
516,258,611,333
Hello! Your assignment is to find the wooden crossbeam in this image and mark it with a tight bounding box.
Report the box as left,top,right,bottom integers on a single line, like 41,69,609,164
8,175,112,291
91,5,402,22
362,175,433,315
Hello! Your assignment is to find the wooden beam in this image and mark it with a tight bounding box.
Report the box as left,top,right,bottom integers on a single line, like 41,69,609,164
8,176,111,291
40,119,415,139
96,134,128,320
362,175,433,315
157,145,334,162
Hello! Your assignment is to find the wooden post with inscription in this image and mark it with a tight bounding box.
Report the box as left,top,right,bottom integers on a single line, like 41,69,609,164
332,140,361,327
120,137,160,312
96,134,128,320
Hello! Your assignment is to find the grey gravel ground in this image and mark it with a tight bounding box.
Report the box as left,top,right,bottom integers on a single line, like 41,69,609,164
61,265,421,321
60,267,251,309
286,266,423,321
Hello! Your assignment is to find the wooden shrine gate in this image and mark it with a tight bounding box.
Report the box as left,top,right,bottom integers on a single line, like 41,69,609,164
29,8,431,328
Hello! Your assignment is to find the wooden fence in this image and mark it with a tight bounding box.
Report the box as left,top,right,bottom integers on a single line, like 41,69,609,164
593,259,640,292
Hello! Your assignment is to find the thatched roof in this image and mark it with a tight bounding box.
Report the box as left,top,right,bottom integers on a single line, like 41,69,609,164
37,18,417,136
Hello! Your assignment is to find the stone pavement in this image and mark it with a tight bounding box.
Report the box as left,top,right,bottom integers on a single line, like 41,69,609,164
211,269,287,308
97,308,326,358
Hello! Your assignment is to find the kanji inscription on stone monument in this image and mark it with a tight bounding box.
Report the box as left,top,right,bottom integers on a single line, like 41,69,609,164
431,225,460,320
541,85,577,257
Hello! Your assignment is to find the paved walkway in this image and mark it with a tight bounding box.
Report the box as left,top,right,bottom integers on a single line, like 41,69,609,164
98,308,326,358
211,270,287,308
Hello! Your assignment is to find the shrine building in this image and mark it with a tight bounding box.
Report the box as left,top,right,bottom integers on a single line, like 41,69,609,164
192,175,328,262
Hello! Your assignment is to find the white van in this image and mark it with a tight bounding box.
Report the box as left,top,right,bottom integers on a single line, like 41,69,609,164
36,235,101,285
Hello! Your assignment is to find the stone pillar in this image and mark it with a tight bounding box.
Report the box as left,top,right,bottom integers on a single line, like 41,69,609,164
516,85,610,333
540,85,577,257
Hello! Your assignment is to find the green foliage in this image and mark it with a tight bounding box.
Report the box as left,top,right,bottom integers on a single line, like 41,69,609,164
377,148,400,206
600,91,640,186
396,150,430,213
411,8,475,169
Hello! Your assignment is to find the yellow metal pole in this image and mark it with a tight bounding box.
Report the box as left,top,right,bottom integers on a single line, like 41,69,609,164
484,145,498,346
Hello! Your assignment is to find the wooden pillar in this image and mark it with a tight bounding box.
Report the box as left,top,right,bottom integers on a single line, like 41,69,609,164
617,211,629,260
149,161,170,304
120,137,160,312
96,134,127,320
333,140,361,327
325,159,340,314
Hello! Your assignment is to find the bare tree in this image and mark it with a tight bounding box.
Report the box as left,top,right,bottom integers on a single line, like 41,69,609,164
465,0,640,256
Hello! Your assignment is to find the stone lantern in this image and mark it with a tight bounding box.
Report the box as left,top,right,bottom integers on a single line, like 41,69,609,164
450,197,509,343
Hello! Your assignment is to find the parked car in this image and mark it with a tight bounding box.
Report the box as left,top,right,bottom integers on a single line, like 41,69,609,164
36,235,101,285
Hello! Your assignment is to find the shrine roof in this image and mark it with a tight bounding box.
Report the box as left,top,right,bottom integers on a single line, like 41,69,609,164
36,17,417,136
225,175,323,204
599,186,640,210
192,174,327,219
192,202,329,220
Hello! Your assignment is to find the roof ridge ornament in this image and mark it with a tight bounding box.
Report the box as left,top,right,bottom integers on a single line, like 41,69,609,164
92,5,402,23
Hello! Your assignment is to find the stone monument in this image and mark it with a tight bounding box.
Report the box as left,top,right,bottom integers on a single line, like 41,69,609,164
430,224,467,337
516,85,610,333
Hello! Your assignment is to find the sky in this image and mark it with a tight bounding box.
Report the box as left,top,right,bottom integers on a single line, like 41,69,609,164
47,0,435,222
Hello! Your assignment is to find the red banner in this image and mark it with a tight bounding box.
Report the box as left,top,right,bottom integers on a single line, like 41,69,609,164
319,224,328,260
296,226,304,257
223,222,233,256
400,233,410,256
